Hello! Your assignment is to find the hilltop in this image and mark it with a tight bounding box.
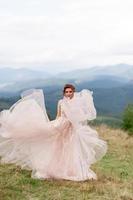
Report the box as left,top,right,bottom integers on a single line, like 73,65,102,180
0,124,132,200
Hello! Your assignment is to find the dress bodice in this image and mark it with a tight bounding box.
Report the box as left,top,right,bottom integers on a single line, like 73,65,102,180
58,99,67,118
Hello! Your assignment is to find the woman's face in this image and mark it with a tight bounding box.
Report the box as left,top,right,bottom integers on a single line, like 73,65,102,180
64,88,74,99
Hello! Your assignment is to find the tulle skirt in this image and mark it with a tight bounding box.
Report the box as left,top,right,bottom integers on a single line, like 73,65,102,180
0,98,108,181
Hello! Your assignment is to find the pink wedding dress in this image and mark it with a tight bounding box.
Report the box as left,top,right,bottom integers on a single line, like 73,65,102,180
0,88,108,181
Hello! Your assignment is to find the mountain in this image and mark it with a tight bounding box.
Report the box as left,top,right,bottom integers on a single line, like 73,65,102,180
0,63,133,92
0,67,52,85
93,82,133,117
0,64,133,119
0,81,132,119
0,78,73,95
74,75,128,88
55,63,133,83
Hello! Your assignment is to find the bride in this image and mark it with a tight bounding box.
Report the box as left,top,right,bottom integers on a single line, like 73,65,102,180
0,84,108,181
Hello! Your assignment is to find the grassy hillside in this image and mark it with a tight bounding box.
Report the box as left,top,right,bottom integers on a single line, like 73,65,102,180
0,124,132,200
89,116,123,128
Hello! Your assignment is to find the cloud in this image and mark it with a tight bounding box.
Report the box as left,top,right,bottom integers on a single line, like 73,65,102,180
0,0,133,71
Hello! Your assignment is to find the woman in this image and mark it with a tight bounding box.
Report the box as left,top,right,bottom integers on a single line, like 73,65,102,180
0,84,108,181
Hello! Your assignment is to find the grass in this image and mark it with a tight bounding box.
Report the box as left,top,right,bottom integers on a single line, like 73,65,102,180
0,124,133,200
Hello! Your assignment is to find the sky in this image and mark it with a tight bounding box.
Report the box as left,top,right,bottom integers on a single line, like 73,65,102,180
0,0,133,72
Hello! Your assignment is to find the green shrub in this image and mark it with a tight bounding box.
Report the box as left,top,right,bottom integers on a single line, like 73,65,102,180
122,103,133,135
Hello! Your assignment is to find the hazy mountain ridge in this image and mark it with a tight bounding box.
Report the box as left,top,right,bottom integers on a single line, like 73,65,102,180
0,67,52,85
0,63,133,119
0,63,133,92
55,63,133,82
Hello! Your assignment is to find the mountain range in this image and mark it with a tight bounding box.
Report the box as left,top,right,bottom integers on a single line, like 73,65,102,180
0,63,133,119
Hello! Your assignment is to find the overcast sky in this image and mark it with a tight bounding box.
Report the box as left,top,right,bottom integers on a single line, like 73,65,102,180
0,0,133,72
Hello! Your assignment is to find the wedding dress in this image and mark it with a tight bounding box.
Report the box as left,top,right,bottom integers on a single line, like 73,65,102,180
0,88,108,181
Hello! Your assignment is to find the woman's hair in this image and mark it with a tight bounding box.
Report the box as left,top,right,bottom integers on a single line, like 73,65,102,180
63,84,76,94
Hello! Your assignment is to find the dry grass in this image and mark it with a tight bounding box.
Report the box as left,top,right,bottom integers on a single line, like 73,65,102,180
0,124,133,200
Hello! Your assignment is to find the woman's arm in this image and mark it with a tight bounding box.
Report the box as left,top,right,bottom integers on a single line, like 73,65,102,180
55,100,61,119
